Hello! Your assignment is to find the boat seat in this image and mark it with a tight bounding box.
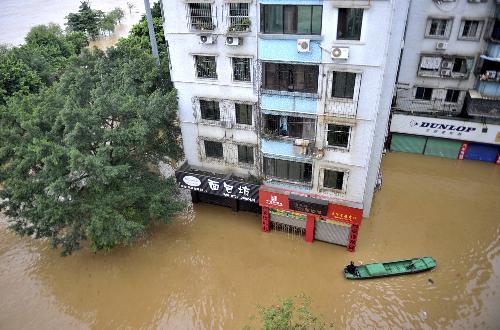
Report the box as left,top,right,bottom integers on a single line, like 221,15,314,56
366,263,386,276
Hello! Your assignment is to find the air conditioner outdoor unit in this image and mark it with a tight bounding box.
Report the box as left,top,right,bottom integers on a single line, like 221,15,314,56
441,69,452,76
297,39,310,53
331,47,349,60
293,139,310,147
441,60,453,69
436,41,448,50
225,36,241,46
199,35,215,45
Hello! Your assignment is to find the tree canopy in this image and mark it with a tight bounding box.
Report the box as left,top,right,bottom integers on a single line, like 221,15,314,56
0,2,184,255
66,1,125,39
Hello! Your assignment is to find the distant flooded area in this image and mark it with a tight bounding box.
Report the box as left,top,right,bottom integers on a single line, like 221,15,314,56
0,0,145,47
0,153,499,329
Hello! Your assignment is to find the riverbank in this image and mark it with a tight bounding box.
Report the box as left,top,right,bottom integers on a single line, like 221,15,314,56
1,152,498,329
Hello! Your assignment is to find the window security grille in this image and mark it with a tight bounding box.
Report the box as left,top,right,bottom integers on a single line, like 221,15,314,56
327,124,350,148
233,58,251,82
195,56,217,79
228,3,250,32
188,3,215,31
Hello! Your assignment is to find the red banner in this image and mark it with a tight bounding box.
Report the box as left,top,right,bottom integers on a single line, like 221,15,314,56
259,190,289,210
327,204,363,225
260,188,362,225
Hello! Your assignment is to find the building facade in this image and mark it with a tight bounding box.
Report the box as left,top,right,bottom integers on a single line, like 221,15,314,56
390,0,500,164
395,0,494,116
164,0,410,250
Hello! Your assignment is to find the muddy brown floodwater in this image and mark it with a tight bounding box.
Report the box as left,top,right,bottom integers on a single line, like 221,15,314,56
0,152,499,329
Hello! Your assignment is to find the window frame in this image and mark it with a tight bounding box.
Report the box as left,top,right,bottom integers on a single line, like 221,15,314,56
336,8,364,41
231,57,252,83
320,168,348,193
237,144,254,165
260,4,323,35
262,62,319,94
415,87,433,101
458,19,484,41
326,124,352,150
203,140,224,160
445,89,461,103
331,71,357,99
187,3,216,31
194,55,218,80
235,103,253,126
199,99,221,121
263,157,313,184
424,17,453,39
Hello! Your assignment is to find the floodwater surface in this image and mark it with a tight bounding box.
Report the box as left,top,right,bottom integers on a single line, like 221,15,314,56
0,153,499,329
0,0,145,47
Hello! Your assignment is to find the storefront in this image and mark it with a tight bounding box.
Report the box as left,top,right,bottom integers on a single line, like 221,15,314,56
390,114,500,164
259,187,363,251
175,163,260,213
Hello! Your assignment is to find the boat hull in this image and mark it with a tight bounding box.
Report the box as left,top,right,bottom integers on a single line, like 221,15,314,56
344,257,436,280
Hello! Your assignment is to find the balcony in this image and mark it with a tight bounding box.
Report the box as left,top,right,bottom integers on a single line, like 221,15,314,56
186,15,217,32
261,138,315,161
225,15,253,34
325,99,358,118
464,88,500,121
261,94,318,115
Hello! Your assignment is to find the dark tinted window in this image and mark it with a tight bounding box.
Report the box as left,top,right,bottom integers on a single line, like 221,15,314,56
337,8,363,40
263,63,319,93
261,5,322,35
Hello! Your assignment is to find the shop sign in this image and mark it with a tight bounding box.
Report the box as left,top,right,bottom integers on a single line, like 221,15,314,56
289,194,328,216
390,114,500,145
269,209,306,221
327,204,362,225
175,170,259,203
259,190,289,210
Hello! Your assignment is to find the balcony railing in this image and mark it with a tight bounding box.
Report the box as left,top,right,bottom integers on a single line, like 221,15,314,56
225,15,252,33
325,99,358,118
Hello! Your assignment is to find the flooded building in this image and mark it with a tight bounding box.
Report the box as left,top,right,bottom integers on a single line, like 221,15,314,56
390,0,500,164
164,0,410,250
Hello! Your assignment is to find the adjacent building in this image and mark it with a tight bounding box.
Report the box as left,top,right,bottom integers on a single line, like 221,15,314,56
390,0,500,164
164,0,410,250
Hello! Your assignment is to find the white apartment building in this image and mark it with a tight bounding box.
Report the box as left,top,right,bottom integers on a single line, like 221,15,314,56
395,0,494,115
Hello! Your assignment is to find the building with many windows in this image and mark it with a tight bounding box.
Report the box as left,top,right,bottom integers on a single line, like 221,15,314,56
164,0,410,250
390,0,500,164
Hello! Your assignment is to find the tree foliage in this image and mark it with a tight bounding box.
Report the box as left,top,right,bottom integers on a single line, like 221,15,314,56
0,24,87,104
0,16,183,255
245,294,333,330
66,2,125,39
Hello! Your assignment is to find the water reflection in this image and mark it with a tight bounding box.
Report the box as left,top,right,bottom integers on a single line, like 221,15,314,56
0,153,499,329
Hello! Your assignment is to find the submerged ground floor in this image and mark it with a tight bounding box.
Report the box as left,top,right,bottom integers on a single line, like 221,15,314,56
1,152,499,328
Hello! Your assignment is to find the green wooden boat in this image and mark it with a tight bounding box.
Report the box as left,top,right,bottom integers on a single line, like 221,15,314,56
344,257,437,280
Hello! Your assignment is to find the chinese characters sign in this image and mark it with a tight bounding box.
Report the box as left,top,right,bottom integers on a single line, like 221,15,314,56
258,190,289,210
289,194,328,216
175,170,259,203
327,204,362,225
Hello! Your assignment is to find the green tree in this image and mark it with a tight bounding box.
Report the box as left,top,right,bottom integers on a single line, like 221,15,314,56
66,1,104,40
246,294,333,330
0,43,183,255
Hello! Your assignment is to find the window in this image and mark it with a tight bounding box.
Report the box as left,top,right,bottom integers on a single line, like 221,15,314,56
452,58,467,73
263,115,315,139
327,124,350,148
337,8,363,40
188,3,215,31
228,3,250,32
445,89,460,103
200,100,220,120
460,20,482,40
332,72,356,99
418,56,442,76
260,5,322,35
415,87,433,100
425,18,452,39
232,57,251,82
323,170,345,190
264,157,312,183
235,103,252,125
204,141,223,159
195,55,217,79
238,145,254,164
263,63,319,93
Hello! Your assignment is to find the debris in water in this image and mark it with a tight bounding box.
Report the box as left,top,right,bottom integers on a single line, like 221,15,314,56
428,278,434,284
